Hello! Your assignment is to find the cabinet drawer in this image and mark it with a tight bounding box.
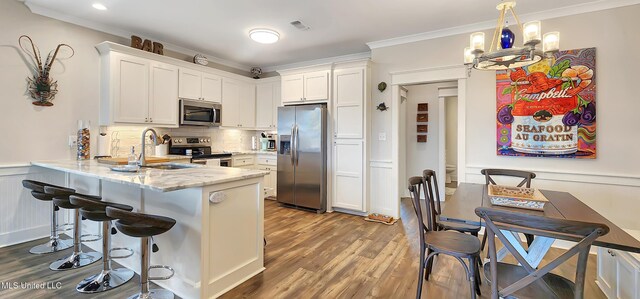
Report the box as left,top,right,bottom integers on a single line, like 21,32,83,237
233,156,255,166
257,156,277,166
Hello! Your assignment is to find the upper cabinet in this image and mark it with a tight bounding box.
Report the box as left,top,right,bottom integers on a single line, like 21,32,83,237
281,70,329,104
101,52,178,127
179,68,222,102
255,78,281,129
222,79,255,128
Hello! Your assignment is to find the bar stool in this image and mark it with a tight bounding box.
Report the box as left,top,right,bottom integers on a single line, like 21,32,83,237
106,207,176,299
21,180,73,254
44,186,102,271
69,195,135,293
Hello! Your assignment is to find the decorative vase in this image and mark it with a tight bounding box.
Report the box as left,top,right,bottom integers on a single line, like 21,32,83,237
77,120,91,160
501,27,515,49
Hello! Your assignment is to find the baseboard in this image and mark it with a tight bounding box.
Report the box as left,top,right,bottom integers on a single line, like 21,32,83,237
0,225,49,248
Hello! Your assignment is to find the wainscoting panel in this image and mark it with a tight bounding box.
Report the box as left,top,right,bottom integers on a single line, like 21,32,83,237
0,165,65,248
369,160,395,217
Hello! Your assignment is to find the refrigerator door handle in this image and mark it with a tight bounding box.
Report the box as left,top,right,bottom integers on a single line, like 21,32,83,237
295,124,300,166
290,124,296,165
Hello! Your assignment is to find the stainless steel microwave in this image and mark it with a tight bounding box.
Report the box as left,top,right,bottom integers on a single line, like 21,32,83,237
180,99,221,127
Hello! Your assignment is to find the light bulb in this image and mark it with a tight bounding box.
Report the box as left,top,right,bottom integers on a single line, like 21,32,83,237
523,21,541,44
543,32,560,52
470,32,485,52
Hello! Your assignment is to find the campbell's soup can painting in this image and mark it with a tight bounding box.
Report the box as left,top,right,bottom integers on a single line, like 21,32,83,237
496,48,597,159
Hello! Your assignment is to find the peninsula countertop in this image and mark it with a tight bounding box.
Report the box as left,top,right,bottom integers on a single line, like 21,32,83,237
32,160,268,192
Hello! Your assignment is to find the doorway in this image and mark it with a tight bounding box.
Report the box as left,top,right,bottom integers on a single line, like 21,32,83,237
389,65,468,219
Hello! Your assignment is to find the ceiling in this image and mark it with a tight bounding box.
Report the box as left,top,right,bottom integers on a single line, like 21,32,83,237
23,0,625,70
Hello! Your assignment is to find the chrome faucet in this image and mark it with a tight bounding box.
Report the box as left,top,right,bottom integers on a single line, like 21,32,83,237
139,128,161,167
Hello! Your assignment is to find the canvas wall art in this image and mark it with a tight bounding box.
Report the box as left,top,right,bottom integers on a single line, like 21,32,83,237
496,47,596,159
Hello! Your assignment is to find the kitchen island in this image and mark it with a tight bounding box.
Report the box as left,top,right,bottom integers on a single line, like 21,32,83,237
31,160,268,299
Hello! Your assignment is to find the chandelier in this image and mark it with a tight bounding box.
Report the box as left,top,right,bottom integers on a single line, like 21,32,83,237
464,1,560,70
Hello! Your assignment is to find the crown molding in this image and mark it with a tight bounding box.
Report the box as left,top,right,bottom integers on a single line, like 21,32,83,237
367,0,640,49
268,51,371,73
23,1,252,72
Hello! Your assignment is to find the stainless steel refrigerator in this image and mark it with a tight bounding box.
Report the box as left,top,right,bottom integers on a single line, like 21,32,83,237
277,104,327,212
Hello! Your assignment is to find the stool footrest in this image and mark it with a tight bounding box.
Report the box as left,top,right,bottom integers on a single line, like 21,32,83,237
56,222,74,233
109,247,134,259
148,265,174,281
80,233,102,243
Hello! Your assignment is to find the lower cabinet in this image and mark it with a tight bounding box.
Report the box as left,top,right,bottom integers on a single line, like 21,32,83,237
256,164,277,198
233,155,277,198
332,140,365,211
597,247,640,299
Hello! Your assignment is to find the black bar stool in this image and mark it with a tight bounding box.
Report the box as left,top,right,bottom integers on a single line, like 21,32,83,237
21,180,73,254
69,195,135,293
106,207,176,299
44,186,102,271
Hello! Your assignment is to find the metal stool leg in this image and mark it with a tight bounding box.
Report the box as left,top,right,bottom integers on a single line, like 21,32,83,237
128,237,174,299
29,202,72,254
50,209,101,271
76,221,134,293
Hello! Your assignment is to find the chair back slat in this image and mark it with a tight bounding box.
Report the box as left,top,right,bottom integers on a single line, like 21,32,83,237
408,177,437,233
422,169,441,215
481,168,536,188
475,207,609,237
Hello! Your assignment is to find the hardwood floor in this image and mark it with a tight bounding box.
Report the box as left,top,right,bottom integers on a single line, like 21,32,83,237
223,198,606,299
0,199,607,298
0,239,175,298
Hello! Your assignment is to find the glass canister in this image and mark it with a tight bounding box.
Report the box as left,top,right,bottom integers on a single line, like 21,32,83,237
77,120,91,160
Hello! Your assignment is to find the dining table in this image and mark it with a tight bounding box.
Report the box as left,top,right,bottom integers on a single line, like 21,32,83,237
440,183,640,267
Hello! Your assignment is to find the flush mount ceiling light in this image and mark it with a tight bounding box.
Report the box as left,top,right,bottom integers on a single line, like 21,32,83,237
92,3,107,10
463,1,560,71
249,29,280,44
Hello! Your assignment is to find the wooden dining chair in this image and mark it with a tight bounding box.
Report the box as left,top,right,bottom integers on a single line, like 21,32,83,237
409,176,481,299
475,207,609,299
480,168,537,249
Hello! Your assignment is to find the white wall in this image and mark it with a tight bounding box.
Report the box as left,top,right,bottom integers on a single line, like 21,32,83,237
403,83,451,189
445,96,458,180
370,5,640,229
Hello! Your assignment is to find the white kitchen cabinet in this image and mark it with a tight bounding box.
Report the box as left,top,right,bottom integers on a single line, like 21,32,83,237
256,165,277,198
222,79,255,128
112,53,150,124
149,62,179,125
256,79,280,129
332,140,364,211
334,68,364,139
281,71,329,104
102,52,178,127
179,68,222,102
597,247,640,299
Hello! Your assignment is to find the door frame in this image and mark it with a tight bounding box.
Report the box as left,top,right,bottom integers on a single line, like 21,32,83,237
437,86,458,202
390,65,468,219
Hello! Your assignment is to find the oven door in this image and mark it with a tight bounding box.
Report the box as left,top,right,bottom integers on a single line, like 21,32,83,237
219,158,231,167
180,99,221,126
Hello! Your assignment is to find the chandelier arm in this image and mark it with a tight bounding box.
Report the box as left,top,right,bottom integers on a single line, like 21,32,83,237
490,7,506,52
509,7,524,34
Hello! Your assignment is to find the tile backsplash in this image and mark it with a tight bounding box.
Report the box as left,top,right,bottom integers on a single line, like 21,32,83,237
103,126,269,157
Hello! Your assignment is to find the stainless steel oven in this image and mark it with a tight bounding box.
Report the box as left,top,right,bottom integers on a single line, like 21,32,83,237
180,99,221,127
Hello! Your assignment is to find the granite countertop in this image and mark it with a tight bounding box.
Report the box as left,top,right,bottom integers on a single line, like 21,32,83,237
31,160,268,193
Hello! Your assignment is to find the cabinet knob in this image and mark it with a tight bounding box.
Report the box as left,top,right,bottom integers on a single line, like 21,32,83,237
149,118,153,122
144,118,148,122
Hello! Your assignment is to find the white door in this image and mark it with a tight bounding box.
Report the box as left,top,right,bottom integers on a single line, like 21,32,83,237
239,82,256,128
332,140,364,211
598,247,618,298
178,68,202,100
272,82,280,128
333,68,364,139
304,71,329,101
149,62,179,126
616,253,640,299
281,74,304,103
201,73,222,103
255,83,274,128
113,53,149,123
222,78,240,127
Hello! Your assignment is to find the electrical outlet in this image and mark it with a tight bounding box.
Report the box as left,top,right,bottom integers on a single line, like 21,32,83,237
68,135,77,147
378,133,387,141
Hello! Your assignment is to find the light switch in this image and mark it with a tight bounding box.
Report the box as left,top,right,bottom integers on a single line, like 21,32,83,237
378,133,387,141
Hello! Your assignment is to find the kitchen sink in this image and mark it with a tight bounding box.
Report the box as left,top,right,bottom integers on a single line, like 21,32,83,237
143,163,200,170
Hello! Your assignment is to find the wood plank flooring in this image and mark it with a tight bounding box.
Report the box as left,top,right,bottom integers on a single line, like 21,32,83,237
0,198,607,298
223,198,607,299
0,239,174,298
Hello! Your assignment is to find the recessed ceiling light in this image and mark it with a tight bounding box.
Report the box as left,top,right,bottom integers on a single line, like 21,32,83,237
92,3,107,10
249,29,279,44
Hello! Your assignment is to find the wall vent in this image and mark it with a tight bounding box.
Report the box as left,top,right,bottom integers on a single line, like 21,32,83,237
290,20,310,31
